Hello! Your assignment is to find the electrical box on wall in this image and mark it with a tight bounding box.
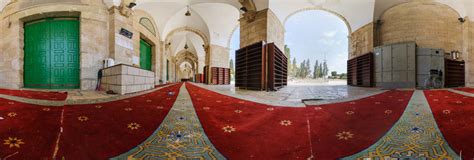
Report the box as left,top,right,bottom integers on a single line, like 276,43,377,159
374,42,416,89
374,42,447,89
416,48,444,88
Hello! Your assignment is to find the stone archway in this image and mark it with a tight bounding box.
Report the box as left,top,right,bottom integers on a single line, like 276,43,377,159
284,7,352,34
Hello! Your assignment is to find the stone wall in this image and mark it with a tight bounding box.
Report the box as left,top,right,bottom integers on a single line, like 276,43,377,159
266,9,285,50
101,64,155,95
210,45,230,68
0,1,109,90
0,1,165,90
379,1,463,53
467,21,474,86
349,23,374,59
240,8,285,50
162,52,177,83
109,7,135,66
133,9,162,83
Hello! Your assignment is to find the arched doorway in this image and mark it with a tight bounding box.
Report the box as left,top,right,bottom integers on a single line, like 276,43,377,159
284,9,349,86
228,26,240,84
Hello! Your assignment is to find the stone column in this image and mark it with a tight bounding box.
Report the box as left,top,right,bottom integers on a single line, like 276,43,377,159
0,18,22,89
466,19,474,86
239,8,284,50
108,6,136,66
210,45,230,68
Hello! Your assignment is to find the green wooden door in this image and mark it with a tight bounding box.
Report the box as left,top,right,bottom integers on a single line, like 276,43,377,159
140,39,152,71
166,60,169,81
24,18,80,89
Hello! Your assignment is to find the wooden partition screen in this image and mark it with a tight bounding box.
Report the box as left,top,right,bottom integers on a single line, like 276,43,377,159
203,66,230,85
203,66,209,84
347,53,374,87
235,41,288,91
444,59,465,88
266,43,288,90
235,41,265,90
211,67,218,84
195,74,204,83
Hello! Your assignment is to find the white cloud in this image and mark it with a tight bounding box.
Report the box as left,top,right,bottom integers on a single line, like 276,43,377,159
323,31,338,38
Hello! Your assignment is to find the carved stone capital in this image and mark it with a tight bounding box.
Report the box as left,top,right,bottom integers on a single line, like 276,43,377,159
239,0,257,22
118,0,136,17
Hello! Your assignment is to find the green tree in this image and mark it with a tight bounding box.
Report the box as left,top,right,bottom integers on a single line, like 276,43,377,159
292,58,298,77
284,45,291,76
340,73,347,79
331,71,337,78
318,63,323,78
313,60,318,79
323,61,329,78
299,60,306,78
229,59,235,81
305,59,311,78
314,60,320,78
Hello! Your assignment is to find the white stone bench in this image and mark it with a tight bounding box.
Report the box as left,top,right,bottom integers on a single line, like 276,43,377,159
101,64,155,95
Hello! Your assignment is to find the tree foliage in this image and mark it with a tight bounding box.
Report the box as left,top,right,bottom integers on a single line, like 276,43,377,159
283,45,338,79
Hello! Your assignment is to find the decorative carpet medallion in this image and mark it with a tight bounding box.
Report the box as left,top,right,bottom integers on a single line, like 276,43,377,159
336,131,354,140
3,137,25,148
222,125,236,133
7,112,17,117
77,116,89,122
279,120,292,126
127,122,141,130
343,90,460,159
113,84,224,160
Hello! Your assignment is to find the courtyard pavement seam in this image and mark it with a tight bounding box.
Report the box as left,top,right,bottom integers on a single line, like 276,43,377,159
446,88,474,97
194,83,306,107
303,90,387,105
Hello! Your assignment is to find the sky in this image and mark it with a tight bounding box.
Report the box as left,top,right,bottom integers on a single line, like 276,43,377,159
229,10,349,74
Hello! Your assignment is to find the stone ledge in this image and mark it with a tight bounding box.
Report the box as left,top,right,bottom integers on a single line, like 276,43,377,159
101,64,155,95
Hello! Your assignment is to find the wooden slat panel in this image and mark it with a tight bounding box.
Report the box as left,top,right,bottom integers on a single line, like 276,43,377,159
347,53,374,87
444,59,465,88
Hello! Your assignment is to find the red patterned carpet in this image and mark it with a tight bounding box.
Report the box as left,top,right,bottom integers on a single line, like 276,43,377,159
0,99,62,159
186,83,311,159
186,83,411,159
0,88,67,101
0,83,181,159
306,90,412,159
424,90,474,159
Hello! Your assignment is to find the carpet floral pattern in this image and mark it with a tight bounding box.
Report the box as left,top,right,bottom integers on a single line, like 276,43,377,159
186,83,413,159
1,82,473,159
114,83,224,159
424,90,474,159
345,90,459,159
0,84,181,159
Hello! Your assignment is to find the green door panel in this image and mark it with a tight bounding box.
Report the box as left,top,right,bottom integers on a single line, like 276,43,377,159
140,39,152,71
50,20,80,89
24,21,51,89
24,18,80,89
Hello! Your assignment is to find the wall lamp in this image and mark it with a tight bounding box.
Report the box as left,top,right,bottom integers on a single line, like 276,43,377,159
240,7,248,12
128,2,137,9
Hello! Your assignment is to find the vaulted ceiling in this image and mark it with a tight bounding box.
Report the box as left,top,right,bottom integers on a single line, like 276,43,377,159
1,0,472,49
